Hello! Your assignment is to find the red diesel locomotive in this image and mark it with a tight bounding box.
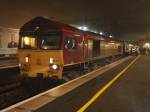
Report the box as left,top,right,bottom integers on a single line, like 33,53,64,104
18,17,124,81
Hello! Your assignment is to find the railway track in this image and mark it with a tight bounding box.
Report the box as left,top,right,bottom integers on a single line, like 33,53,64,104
0,79,60,110
0,82,27,109
0,82,21,94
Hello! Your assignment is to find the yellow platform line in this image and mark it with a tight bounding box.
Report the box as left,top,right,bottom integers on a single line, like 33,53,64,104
77,56,140,112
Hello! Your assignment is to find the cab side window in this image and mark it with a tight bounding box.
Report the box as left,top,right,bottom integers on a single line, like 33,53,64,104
65,35,77,49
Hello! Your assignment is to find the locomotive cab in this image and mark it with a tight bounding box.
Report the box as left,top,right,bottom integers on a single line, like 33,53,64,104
18,18,64,79
18,33,63,79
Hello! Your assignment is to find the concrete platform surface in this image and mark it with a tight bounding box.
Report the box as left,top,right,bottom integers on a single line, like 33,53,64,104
85,55,150,112
36,56,143,112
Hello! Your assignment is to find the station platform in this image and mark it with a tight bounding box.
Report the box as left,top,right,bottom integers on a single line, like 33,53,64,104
4,55,150,112
35,55,149,112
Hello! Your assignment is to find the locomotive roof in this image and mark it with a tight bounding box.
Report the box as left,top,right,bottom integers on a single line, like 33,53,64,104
84,31,108,41
20,17,82,33
20,17,122,43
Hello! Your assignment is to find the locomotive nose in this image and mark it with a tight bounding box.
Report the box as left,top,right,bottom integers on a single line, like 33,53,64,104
18,50,63,78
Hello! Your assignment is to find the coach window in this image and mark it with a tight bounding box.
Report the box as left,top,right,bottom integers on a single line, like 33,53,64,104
65,36,76,49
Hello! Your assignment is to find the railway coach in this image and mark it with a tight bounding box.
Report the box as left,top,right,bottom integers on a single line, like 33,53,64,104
18,17,124,81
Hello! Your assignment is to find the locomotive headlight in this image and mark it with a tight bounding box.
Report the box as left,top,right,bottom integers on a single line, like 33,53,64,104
25,57,29,63
19,64,21,67
52,64,58,70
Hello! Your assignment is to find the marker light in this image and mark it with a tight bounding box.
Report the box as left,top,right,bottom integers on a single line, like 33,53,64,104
25,57,29,63
19,64,21,67
52,64,58,70
49,58,53,64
